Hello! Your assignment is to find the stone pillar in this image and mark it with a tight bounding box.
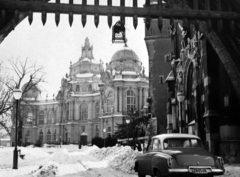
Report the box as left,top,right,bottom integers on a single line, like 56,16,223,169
114,88,118,113
139,88,143,110
119,87,123,112
73,100,75,121
136,88,139,110
88,100,93,120
142,88,145,106
202,38,219,153
100,118,102,138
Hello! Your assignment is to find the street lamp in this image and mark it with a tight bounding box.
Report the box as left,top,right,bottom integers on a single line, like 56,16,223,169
103,128,106,147
13,88,22,169
177,91,185,134
126,118,130,146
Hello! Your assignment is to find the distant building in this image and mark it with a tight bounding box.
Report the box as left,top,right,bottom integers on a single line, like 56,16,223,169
11,38,149,145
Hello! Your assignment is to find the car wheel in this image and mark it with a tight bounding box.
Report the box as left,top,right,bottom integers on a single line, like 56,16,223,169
138,171,146,177
137,166,146,177
156,170,162,177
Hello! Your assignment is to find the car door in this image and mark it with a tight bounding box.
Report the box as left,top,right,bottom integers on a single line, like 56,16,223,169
141,138,159,175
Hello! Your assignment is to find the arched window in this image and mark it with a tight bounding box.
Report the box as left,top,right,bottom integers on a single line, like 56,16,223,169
80,103,88,120
39,130,43,142
26,110,33,125
39,111,44,125
66,103,70,120
54,129,56,142
55,108,58,123
95,125,99,137
95,102,99,119
127,90,136,112
76,85,80,92
47,129,51,143
25,131,30,144
107,91,114,113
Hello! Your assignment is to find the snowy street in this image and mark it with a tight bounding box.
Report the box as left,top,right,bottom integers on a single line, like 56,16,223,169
0,145,239,177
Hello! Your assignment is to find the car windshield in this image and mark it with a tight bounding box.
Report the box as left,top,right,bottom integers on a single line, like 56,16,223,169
163,138,203,149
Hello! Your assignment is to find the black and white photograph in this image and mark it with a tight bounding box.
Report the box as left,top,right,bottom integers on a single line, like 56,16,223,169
0,0,239,177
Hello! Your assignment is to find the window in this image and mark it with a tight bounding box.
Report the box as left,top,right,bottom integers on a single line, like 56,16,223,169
95,125,99,137
39,130,43,142
26,111,33,125
47,129,51,143
25,131,30,143
127,90,136,112
159,75,165,84
66,103,70,120
107,127,111,137
39,111,44,125
107,91,114,113
81,86,88,92
76,85,80,92
54,130,56,142
55,109,58,123
163,138,203,149
80,103,88,120
81,126,85,132
95,102,99,119
152,139,161,150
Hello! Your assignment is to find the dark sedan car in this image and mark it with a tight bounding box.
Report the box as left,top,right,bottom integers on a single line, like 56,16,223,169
134,134,225,177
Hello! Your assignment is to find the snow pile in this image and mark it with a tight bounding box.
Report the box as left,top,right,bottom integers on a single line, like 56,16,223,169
49,148,69,164
90,146,142,174
30,161,58,177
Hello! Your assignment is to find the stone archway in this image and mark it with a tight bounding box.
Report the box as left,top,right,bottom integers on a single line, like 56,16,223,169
200,22,240,103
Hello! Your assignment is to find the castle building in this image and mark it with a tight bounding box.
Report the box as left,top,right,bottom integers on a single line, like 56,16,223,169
11,38,149,145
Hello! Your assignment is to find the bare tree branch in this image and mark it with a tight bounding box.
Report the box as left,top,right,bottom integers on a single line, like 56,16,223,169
0,58,45,136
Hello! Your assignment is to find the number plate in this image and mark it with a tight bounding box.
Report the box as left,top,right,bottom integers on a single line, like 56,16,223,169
191,168,207,174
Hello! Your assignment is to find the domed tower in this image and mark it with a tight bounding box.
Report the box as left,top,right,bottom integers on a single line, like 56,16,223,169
109,46,144,79
21,82,41,101
99,45,149,138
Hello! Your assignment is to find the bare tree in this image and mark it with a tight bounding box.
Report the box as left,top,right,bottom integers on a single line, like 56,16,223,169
0,58,45,136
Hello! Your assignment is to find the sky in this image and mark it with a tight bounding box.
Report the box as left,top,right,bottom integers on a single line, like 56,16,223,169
0,0,148,100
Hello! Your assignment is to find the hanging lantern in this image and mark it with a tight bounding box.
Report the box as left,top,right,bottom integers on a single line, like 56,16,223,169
112,21,126,43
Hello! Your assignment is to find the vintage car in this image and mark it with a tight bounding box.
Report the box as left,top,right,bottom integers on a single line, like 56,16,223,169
134,134,225,177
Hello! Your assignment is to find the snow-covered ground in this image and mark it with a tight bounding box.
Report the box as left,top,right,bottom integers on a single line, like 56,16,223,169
0,144,239,177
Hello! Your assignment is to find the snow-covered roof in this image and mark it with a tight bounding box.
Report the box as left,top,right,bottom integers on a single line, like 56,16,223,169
76,73,94,78
122,71,138,75
72,92,100,97
113,77,149,83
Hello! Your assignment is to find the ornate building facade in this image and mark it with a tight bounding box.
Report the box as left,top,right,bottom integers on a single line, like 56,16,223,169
11,38,149,145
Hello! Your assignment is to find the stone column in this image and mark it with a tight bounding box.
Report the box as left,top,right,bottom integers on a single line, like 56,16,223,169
73,100,75,121
114,88,118,113
201,38,219,153
136,88,139,110
139,88,143,110
142,88,145,106
119,87,123,112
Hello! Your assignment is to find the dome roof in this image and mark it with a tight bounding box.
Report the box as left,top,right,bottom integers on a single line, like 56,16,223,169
111,47,140,62
21,82,41,100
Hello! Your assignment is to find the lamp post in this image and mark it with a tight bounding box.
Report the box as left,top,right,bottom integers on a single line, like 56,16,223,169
126,118,130,146
13,88,22,169
103,128,106,147
177,92,185,134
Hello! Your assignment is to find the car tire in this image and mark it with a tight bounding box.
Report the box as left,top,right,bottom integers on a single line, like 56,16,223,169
138,171,146,177
137,166,146,177
156,170,162,177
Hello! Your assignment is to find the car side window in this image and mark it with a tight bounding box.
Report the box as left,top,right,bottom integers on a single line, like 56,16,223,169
152,139,161,150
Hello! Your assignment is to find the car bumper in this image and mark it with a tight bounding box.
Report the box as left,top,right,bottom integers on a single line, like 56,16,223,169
169,168,225,175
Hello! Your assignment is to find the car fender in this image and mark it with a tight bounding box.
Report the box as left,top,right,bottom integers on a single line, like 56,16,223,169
152,153,171,176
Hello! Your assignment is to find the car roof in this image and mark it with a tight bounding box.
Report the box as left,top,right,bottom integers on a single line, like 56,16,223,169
152,133,200,140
